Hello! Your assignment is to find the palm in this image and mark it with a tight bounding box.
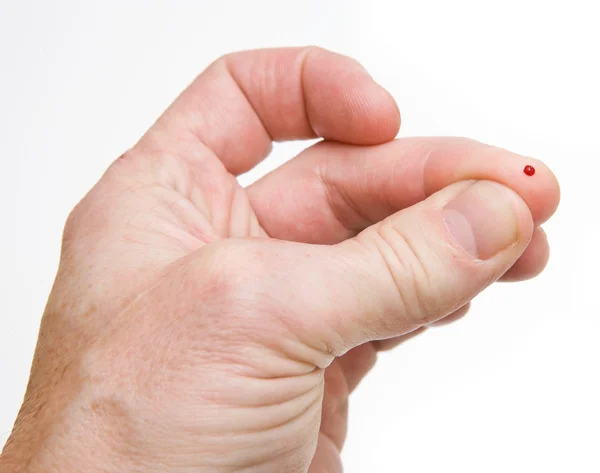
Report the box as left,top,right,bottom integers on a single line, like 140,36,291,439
196,170,368,471
180,173,374,472
108,155,365,471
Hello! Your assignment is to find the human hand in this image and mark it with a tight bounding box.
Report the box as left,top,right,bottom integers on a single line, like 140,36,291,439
0,47,560,473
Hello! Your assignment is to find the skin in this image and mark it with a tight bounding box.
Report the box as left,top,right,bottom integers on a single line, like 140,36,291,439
0,47,560,473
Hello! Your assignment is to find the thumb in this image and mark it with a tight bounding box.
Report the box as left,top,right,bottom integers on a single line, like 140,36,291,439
284,180,534,357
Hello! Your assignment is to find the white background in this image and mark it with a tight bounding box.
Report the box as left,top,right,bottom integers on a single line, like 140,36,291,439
1,1,598,471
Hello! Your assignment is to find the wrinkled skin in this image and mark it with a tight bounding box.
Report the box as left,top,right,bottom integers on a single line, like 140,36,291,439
0,47,559,473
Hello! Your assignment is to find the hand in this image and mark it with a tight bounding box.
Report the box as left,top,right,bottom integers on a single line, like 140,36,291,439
0,47,559,473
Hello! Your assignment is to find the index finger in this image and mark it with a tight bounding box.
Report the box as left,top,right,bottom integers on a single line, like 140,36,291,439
248,137,560,244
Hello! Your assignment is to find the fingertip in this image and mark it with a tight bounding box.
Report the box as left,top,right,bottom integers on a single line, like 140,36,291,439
499,227,550,282
422,139,561,226
523,159,561,225
303,47,401,144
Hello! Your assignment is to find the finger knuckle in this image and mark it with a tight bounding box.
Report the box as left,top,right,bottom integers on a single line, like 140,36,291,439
375,221,447,327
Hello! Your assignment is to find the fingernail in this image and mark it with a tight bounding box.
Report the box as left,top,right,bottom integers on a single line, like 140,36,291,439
442,181,519,260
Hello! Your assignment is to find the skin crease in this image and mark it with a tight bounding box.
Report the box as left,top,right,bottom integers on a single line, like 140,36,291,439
0,47,560,473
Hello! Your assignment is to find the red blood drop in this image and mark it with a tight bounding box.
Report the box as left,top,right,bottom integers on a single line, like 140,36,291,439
523,165,535,176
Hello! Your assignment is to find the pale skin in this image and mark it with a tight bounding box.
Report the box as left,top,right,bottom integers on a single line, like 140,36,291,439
0,47,560,472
